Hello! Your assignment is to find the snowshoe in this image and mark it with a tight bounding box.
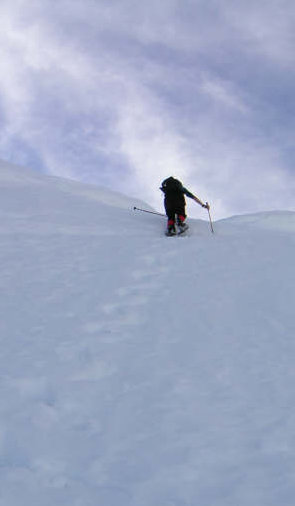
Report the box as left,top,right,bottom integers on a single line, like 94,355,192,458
177,222,189,235
165,225,176,237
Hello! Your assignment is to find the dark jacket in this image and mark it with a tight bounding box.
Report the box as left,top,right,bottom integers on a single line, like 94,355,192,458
160,177,195,201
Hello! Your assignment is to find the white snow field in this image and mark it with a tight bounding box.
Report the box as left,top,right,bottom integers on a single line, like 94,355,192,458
1,160,295,506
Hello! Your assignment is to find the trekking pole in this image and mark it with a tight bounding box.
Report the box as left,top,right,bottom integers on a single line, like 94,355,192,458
133,206,166,217
206,202,214,234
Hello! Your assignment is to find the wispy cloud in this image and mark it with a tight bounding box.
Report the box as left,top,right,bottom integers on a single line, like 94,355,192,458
0,0,294,218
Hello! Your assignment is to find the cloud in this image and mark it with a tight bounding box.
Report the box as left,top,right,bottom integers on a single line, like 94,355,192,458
0,0,294,219
199,74,249,115
224,0,295,67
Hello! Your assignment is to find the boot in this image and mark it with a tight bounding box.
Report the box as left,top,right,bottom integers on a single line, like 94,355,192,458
166,219,176,236
177,215,188,234
166,225,176,236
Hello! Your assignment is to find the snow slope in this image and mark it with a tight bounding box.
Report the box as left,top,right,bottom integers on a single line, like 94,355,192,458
1,160,295,506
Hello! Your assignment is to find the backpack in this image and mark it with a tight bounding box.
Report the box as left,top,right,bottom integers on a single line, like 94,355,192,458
161,177,183,194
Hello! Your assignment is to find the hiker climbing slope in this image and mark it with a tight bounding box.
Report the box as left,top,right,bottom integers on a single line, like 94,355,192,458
160,176,209,236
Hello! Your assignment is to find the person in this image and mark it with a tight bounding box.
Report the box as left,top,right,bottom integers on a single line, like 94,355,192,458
160,176,209,235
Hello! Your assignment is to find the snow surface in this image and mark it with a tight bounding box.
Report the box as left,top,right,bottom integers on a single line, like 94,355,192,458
1,160,295,506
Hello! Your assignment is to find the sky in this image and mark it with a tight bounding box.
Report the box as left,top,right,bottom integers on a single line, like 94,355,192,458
0,0,294,219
